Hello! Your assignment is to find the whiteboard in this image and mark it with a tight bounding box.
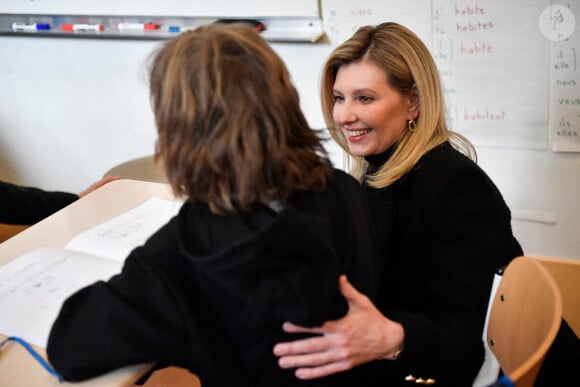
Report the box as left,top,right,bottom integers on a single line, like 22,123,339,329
322,0,558,150
0,0,319,18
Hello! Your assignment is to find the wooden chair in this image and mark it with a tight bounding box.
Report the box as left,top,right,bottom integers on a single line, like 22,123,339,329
104,155,168,184
486,256,562,387
532,256,580,337
140,367,202,387
0,223,28,243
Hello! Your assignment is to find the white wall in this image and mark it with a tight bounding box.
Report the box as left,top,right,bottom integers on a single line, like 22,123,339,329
0,26,578,260
0,37,159,189
476,147,580,259
0,36,336,192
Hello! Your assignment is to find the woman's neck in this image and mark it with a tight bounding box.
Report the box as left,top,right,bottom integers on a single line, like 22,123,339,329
364,145,396,174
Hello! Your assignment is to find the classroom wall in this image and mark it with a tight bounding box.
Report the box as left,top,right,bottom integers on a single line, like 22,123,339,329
0,0,579,259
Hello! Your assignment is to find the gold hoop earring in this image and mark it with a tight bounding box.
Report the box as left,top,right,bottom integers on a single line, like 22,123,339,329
407,119,416,133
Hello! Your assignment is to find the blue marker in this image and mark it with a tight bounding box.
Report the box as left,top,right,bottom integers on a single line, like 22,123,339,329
168,25,197,33
11,22,51,31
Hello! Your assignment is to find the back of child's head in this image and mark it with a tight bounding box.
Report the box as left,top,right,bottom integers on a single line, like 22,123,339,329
149,23,331,215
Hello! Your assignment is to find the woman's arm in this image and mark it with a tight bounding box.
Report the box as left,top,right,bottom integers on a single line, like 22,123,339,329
274,157,521,384
0,181,78,224
0,176,118,225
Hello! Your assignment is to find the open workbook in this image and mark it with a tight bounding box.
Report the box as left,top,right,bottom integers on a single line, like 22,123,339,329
0,197,182,348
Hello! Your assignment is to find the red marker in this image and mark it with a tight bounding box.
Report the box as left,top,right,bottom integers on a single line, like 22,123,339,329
117,22,160,31
61,23,104,32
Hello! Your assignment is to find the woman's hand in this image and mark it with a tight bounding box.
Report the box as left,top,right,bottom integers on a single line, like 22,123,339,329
273,275,404,379
78,176,119,198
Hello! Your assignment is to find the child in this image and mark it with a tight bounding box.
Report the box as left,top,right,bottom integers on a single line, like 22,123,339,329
47,23,385,386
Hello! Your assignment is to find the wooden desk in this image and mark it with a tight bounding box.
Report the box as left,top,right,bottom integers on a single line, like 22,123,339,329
0,179,176,386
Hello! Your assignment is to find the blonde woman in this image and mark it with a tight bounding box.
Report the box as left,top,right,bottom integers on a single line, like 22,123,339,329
274,22,523,387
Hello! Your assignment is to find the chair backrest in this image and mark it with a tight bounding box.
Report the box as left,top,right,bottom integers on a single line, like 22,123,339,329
0,224,28,243
104,155,168,184
140,367,201,387
532,256,580,337
486,256,562,387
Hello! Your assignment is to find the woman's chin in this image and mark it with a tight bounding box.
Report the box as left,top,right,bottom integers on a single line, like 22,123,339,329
347,147,370,158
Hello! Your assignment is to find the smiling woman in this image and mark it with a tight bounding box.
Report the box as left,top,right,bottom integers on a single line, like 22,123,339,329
331,60,418,158
273,22,524,387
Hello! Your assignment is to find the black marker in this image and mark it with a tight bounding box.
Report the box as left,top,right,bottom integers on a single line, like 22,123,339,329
215,19,266,32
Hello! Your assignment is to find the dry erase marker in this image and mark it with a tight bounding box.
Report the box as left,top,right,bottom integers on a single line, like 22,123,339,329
215,19,266,32
168,25,197,33
117,22,160,31
11,22,51,31
61,23,104,32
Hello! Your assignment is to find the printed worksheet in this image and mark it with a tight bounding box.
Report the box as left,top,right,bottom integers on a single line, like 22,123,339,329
0,197,182,348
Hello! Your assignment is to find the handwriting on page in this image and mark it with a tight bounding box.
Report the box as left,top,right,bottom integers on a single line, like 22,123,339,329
0,247,122,347
65,197,182,262
96,212,149,241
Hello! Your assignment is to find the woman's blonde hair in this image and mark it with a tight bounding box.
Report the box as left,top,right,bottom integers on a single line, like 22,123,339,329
321,22,475,187
150,23,331,214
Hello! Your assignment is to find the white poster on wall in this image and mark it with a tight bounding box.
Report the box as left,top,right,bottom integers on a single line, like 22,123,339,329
547,3,580,152
433,0,550,150
321,0,554,150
